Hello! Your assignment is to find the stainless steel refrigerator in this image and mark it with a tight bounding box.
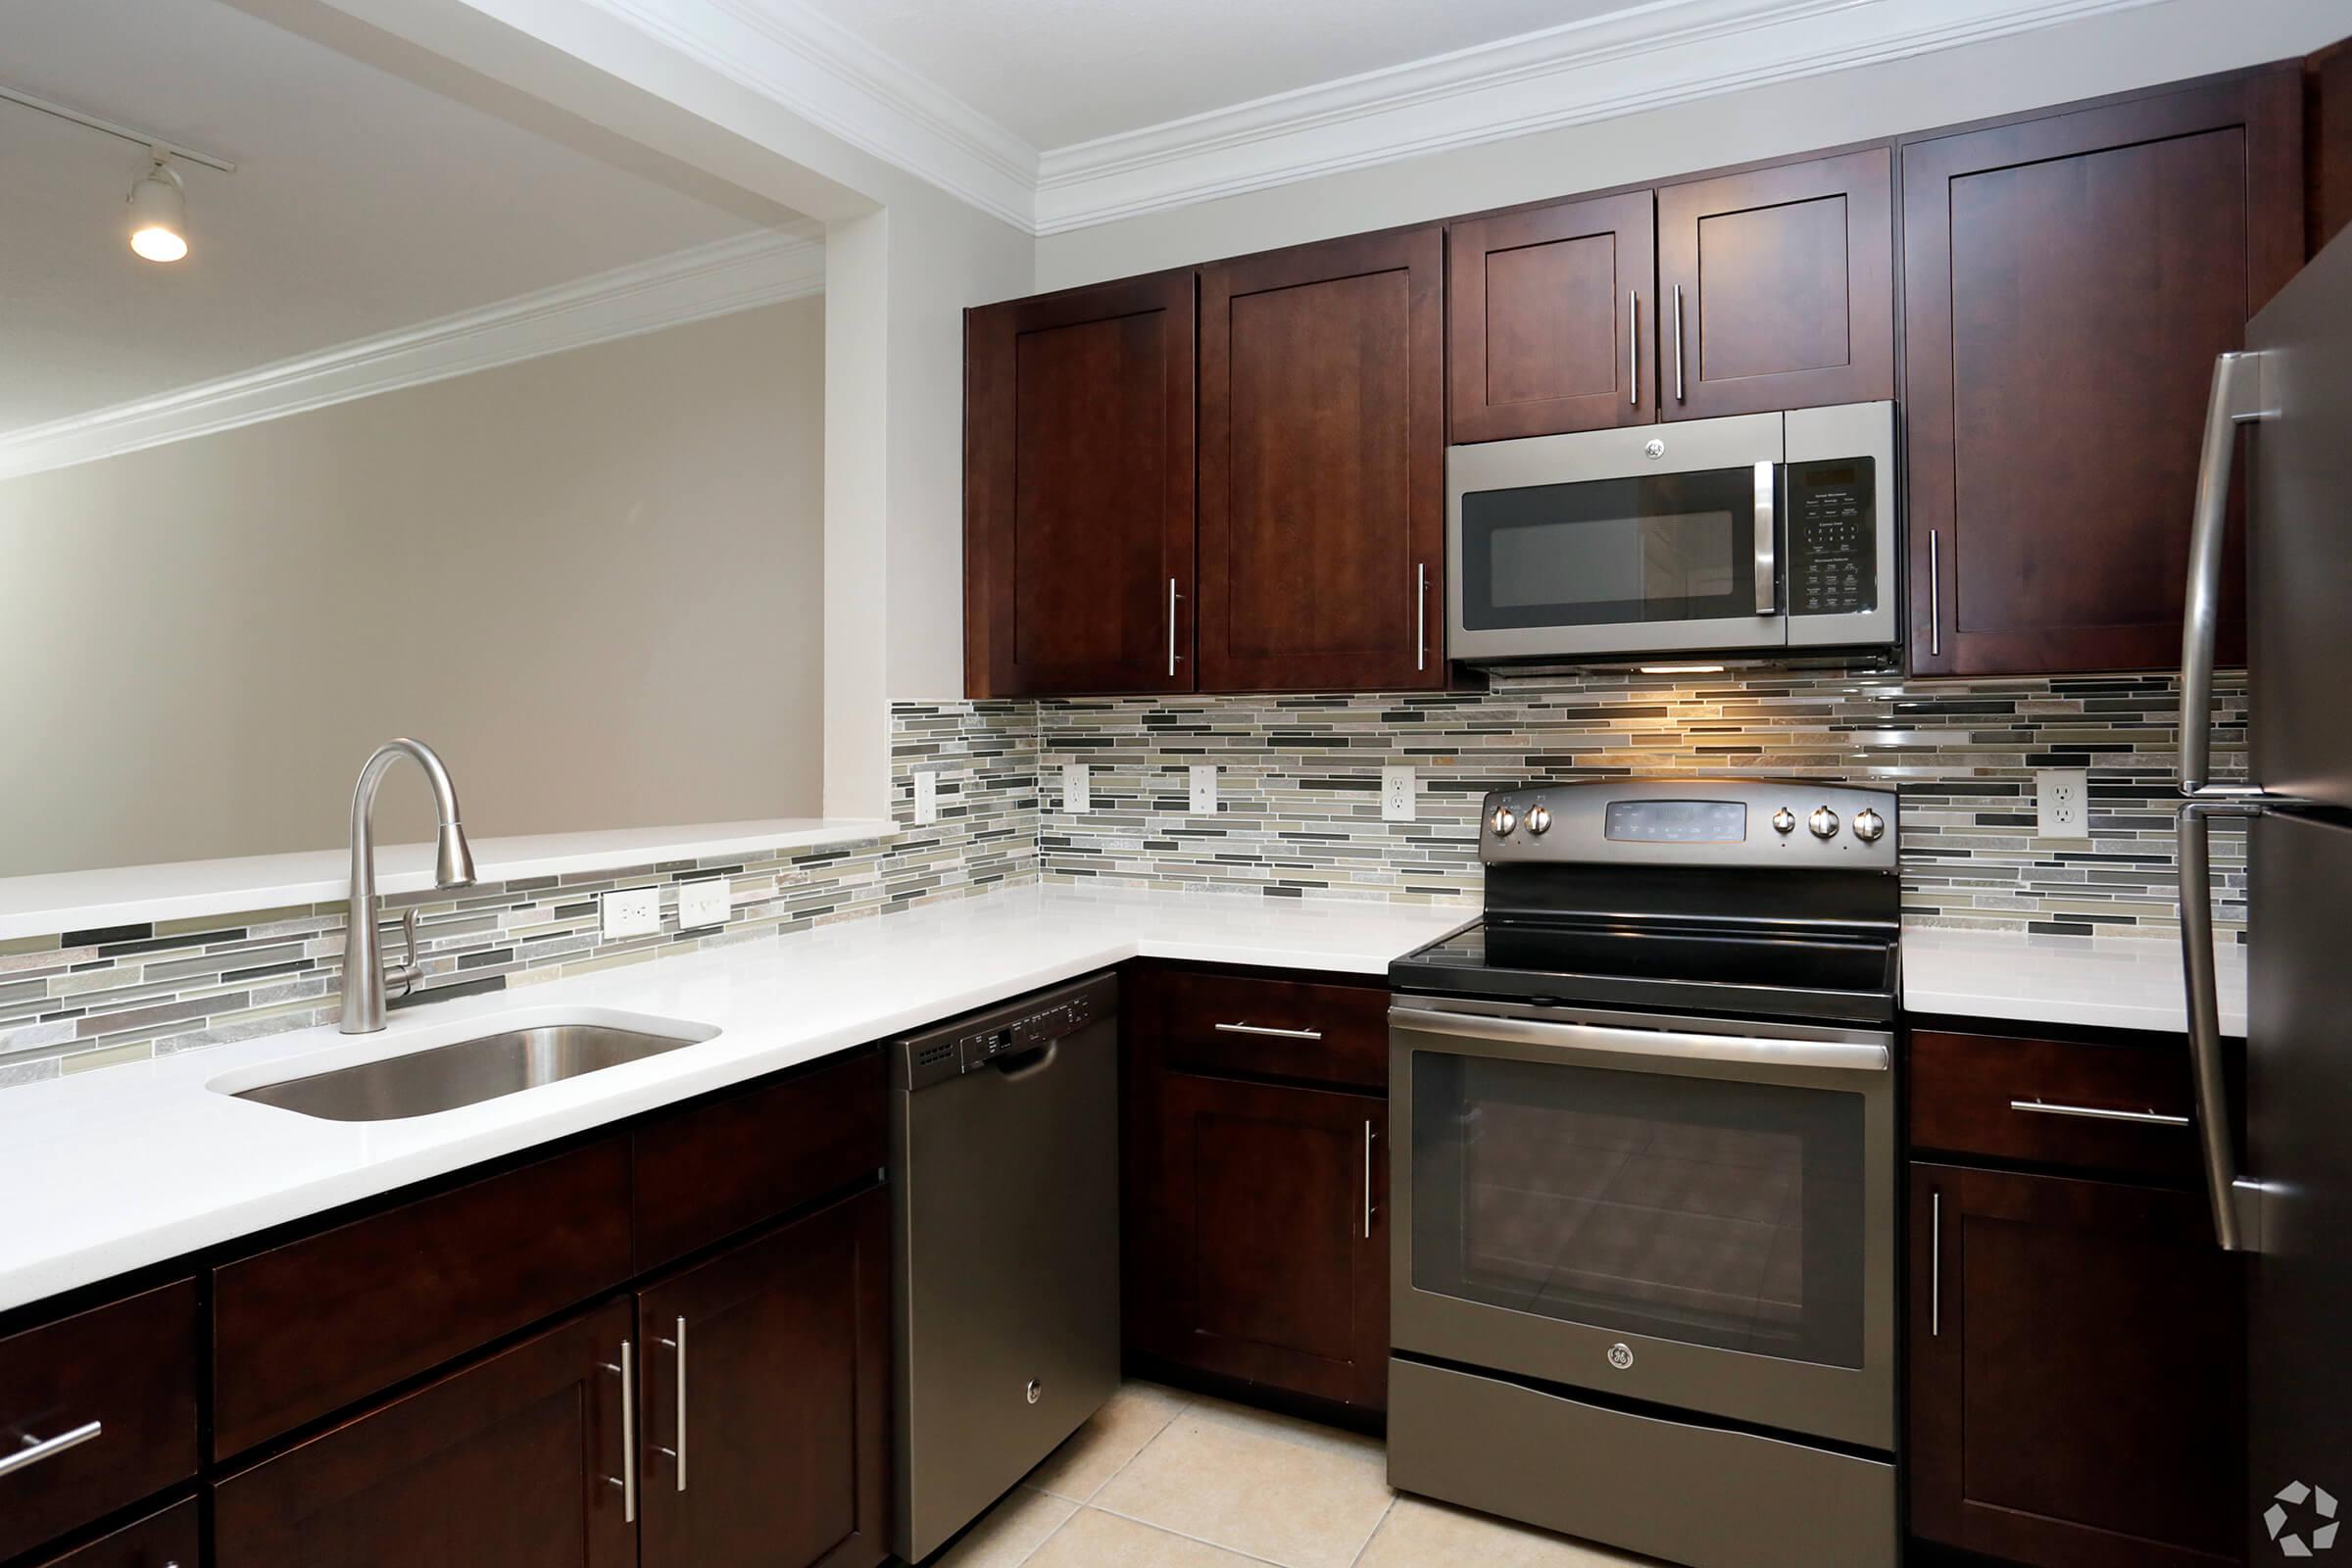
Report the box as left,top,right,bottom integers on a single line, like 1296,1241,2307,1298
2179,220,2352,1565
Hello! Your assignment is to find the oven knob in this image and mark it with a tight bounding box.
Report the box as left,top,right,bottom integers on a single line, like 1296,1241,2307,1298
1772,808,1796,835
1852,808,1886,844
1808,806,1840,840
1488,806,1518,838
1525,805,1551,837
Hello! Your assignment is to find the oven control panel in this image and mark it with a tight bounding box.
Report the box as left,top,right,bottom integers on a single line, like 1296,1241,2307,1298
1479,779,1898,870
1785,457,1877,617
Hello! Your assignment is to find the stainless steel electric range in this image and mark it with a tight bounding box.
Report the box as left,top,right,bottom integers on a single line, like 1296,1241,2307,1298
1386,778,1900,1568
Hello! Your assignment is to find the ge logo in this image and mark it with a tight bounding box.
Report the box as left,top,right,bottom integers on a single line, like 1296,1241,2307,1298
1606,1343,1635,1370
2266,1480,2340,1557
1642,439,1666,461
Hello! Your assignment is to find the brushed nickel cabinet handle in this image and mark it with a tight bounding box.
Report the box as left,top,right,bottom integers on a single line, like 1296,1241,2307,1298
1363,1120,1376,1241
1415,563,1428,672
2010,1099,2190,1127
604,1340,638,1523
1931,1191,1942,1339
0,1420,102,1479
1167,578,1184,677
1213,1021,1323,1040
655,1317,687,1492
1673,283,1686,404
1628,289,1639,406
1928,529,1942,658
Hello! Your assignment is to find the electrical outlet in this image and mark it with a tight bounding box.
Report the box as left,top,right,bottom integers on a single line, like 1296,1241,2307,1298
677,878,732,931
2035,768,2091,840
1189,763,1218,814
600,885,662,940
1382,765,1418,823
1062,761,1092,814
913,769,939,826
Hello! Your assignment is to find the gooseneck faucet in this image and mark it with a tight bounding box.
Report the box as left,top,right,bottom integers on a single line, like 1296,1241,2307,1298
340,739,479,1034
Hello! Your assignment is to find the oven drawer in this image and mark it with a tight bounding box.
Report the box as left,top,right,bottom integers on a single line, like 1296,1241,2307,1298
1909,1029,2200,1183
1389,1357,1895,1568
1146,967,1386,1091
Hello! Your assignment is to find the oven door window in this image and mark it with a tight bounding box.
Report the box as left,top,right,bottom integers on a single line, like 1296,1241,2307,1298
1408,1053,1866,1369
1458,467,1766,630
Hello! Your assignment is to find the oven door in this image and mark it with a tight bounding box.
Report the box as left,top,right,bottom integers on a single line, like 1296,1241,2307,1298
1389,997,1895,1451
1446,414,1787,662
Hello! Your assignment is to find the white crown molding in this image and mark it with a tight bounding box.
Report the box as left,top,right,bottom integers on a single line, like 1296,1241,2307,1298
0,227,825,482
1031,0,2172,233
577,0,1040,230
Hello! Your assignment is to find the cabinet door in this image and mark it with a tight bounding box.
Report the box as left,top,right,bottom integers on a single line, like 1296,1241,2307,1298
1448,192,1656,441
1909,1163,2243,1568
1199,226,1445,693
213,1298,636,1568
964,271,1196,697
27,1498,198,1568
636,1186,889,1568
1902,72,2302,675
1133,1072,1388,1408
1656,147,1894,421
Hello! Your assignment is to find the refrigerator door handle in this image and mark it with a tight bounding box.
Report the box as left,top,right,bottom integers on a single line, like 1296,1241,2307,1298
2178,794,2269,1250
2180,350,2270,795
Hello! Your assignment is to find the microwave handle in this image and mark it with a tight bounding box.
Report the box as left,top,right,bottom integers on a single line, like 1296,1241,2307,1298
1753,462,1778,616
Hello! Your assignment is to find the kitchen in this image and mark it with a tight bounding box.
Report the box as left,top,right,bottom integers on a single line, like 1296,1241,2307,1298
1,2,2347,1566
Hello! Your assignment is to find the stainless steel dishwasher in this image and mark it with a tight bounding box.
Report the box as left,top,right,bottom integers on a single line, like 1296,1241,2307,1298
890,972,1120,1563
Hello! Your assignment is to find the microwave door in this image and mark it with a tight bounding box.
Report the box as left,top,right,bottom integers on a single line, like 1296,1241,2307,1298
1447,416,1788,662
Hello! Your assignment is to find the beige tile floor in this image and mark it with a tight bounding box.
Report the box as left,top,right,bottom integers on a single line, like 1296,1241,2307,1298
925,1383,1660,1568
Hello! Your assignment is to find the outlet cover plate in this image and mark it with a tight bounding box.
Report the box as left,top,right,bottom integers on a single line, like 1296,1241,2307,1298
2035,768,2091,840
1382,765,1417,823
677,878,732,930
1189,763,1218,814
1062,762,1092,814
913,769,939,826
601,885,662,940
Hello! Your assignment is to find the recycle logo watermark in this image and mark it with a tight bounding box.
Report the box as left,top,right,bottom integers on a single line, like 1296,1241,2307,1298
2266,1481,2340,1557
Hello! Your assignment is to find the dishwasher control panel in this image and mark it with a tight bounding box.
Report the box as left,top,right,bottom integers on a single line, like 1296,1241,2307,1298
900,975,1114,1090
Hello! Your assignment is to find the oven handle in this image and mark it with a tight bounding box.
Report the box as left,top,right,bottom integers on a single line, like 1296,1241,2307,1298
1388,1004,1888,1073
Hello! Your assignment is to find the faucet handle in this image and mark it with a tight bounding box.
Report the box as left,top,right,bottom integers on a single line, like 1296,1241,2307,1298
384,907,423,999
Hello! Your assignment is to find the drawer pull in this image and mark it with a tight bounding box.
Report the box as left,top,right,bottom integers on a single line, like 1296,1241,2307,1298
0,1420,102,1479
2009,1099,2190,1127
1213,1021,1323,1041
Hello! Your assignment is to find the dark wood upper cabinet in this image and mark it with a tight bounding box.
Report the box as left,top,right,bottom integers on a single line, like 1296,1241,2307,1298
636,1188,890,1568
964,271,1196,698
2310,38,2352,256
1903,71,2303,676
213,1298,639,1568
1909,1163,2244,1568
1198,226,1446,692
1656,147,1895,421
1448,191,1656,441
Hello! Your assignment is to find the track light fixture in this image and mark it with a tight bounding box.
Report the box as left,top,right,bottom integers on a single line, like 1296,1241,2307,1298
126,154,188,263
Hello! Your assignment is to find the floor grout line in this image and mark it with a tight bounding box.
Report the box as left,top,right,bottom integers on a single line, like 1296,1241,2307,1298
1345,1494,1401,1568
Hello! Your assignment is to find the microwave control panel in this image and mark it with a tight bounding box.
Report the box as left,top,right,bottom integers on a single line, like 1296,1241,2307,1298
1786,457,1877,616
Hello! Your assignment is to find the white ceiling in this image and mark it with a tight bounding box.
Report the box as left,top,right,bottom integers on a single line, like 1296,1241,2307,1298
799,0,1627,150
0,0,795,435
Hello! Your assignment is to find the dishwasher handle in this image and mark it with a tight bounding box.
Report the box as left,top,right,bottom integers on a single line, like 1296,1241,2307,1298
992,1040,1060,1081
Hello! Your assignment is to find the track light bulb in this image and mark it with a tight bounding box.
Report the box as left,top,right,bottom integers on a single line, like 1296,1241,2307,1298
126,157,187,263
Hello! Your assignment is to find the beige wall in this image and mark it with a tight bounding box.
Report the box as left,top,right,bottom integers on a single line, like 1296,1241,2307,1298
1034,0,2351,291
0,296,825,875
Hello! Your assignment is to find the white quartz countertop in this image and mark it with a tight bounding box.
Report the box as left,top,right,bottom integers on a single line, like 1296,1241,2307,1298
0,884,1466,1312
1901,926,2247,1037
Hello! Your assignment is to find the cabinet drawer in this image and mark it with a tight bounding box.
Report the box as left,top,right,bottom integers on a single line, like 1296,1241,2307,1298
0,1279,199,1563
633,1047,885,1272
1148,968,1388,1091
27,1496,198,1568
1910,1030,2199,1182
212,1136,632,1458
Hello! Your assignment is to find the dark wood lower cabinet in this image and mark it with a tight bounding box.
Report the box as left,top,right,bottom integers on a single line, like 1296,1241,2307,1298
27,1498,199,1568
1908,1162,2244,1568
636,1187,890,1568
213,1298,638,1568
1131,1071,1389,1410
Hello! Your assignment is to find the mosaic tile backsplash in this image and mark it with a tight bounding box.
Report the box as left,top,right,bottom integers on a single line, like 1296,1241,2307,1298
0,670,2242,1089
0,702,1037,1088
1036,668,2247,936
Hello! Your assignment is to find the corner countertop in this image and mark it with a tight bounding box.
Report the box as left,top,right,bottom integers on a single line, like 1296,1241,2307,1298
1900,925,2247,1038
0,884,1467,1312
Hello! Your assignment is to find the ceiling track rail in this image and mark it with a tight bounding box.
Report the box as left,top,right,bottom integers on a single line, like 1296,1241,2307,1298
0,82,238,172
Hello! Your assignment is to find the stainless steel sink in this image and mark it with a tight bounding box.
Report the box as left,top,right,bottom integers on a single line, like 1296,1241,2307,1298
230,1024,703,1121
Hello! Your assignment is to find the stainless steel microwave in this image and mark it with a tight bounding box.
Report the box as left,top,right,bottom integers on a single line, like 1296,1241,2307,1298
1446,402,1896,664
